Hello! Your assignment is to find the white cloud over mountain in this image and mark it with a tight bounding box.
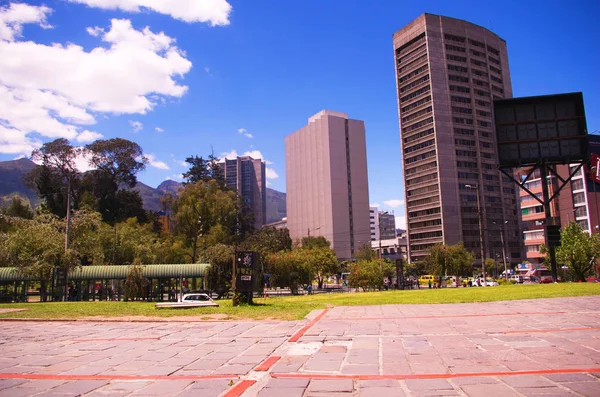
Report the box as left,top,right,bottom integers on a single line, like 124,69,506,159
68,0,232,26
145,153,169,170
0,3,194,156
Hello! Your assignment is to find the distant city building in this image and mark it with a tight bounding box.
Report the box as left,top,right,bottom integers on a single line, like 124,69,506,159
369,207,396,241
285,110,371,260
522,138,600,265
393,14,521,265
223,156,266,229
371,236,408,263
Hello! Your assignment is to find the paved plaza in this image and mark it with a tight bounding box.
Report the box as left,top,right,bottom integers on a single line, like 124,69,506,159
0,296,600,396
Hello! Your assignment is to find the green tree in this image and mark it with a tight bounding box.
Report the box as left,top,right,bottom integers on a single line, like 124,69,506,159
484,258,497,277
348,259,391,291
204,243,233,298
30,138,81,219
183,154,225,187
301,246,339,288
301,236,330,249
82,138,147,225
167,180,239,263
555,222,600,281
124,258,149,301
265,250,310,294
1,214,66,301
423,243,474,280
241,227,292,260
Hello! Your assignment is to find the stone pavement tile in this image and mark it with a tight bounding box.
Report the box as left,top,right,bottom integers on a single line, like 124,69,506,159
321,345,347,353
500,375,555,388
84,391,130,397
304,359,342,372
513,386,573,396
101,381,151,391
16,380,67,389
176,388,226,397
0,379,27,391
347,354,378,365
258,388,305,397
228,355,265,365
312,352,346,361
0,386,39,397
449,376,499,386
359,379,401,387
544,373,597,383
183,359,228,370
341,364,379,374
189,379,233,389
405,378,454,391
310,379,354,392
562,381,600,397
460,382,520,396
130,380,193,396
264,378,310,388
213,363,256,375
46,380,108,395
359,386,406,397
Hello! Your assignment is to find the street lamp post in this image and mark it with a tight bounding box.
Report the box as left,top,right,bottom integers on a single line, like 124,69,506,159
466,184,486,285
493,220,509,281
307,227,321,250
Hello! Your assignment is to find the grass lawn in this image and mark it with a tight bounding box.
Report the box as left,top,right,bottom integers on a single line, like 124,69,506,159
0,283,598,321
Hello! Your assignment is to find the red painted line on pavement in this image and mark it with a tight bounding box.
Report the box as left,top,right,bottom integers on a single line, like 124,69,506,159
223,380,256,397
326,311,568,321
271,367,600,380
0,373,238,381
289,309,329,343
500,327,600,334
255,356,281,372
74,338,161,342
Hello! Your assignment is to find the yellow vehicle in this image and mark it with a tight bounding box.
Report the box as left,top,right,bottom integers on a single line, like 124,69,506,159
418,275,440,286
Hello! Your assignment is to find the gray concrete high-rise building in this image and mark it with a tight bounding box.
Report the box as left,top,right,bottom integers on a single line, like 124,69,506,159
223,156,266,230
285,110,370,260
393,14,521,265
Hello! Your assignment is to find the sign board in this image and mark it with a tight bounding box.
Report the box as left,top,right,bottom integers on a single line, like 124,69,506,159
494,92,588,168
590,153,600,183
235,251,258,293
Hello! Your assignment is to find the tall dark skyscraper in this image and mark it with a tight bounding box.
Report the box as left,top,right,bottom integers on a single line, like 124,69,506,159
223,156,266,230
393,14,521,265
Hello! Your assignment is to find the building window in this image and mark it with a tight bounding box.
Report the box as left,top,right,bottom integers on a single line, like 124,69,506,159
454,128,475,136
453,117,474,125
444,34,466,43
448,64,469,73
448,75,469,83
445,44,466,52
447,54,467,63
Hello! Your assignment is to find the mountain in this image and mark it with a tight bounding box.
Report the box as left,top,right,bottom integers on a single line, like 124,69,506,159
0,158,39,207
266,188,286,224
0,159,287,222
157,180,182,195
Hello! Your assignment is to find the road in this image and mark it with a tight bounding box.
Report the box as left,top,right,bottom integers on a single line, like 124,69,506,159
0,296,599,396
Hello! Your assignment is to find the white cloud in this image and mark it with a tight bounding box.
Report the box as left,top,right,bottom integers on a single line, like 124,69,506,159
68,0,232,26
237,128,253,139
370,203,380,208
13,154,25,160
204,67,210,73
75,130,103,143
145,153,169,170
266,168,278,180
220,149,273,164
169,173,184,181
155,127,164,132
395,215,406,230
170,154,187,167
220,149,239,160
129,120,143,132
384,199,404,208
0,3,52,42
73,148,95,172
0,15,194,156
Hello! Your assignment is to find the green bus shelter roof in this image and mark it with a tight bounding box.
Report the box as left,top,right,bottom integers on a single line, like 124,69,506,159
0,264,210,282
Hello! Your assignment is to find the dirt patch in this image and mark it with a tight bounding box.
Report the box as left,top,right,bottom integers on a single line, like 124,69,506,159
0,308,29,314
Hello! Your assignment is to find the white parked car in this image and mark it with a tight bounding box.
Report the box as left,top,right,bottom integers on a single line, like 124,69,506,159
155,293,219,309
510,275,524,283
475,278,499,287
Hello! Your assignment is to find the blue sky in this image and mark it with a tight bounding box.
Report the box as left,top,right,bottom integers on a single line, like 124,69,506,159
0,0,598,228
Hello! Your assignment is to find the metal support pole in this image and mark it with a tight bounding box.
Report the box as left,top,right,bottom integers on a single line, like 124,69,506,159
475,185,486,285
540,163,559,282
501,226,508,281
